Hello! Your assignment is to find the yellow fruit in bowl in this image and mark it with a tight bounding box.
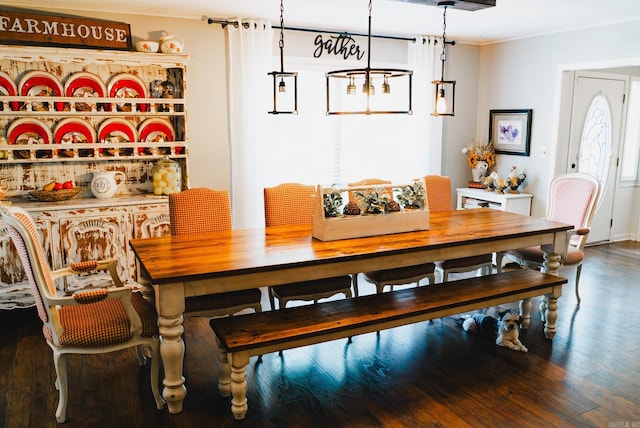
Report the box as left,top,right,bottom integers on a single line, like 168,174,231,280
43,181,57,191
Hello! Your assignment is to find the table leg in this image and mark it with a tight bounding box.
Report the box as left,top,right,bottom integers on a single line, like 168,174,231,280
540,235,565,339
154,282,187,414
519,298,532,329
215,337,231,397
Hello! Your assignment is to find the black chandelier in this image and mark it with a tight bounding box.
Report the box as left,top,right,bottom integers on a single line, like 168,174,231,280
326,0,413,115
268,0,298,114
432,0,456,116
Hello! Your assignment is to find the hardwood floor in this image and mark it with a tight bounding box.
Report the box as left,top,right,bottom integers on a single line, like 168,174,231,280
1,241,639,427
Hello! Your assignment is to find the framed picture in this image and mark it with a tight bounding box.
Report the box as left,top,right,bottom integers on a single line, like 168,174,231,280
489,109,532,156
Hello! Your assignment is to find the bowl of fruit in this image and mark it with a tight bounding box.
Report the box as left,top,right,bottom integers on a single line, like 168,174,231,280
30,180,81,201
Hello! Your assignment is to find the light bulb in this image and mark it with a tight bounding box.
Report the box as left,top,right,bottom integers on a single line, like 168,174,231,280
362,79,375,95
278,78,286,93
436,87,447,114
381,75,390,94
346,76,356,95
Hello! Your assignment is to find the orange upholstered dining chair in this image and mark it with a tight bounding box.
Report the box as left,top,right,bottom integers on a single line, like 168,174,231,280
168,188,263,317
264,183,353,309
351,177,436,293
0,204,164,423
426,175,493,282
496,173,601,305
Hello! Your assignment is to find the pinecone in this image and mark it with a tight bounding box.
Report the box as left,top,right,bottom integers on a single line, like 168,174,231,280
388,200,401,212
343,202,361,216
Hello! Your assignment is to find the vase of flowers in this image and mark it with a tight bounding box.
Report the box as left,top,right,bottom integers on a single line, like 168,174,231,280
462,141,496,187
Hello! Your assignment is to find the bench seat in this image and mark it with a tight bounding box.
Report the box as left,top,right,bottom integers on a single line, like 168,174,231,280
210,269,566,419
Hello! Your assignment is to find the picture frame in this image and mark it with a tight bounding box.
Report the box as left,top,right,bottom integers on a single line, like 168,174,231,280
489,109,532,156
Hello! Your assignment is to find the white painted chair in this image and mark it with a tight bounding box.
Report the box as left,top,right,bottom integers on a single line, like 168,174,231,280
496,173,601,305
0,204,164,423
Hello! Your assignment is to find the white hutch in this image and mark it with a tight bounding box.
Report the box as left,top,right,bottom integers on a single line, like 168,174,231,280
0,45,189,309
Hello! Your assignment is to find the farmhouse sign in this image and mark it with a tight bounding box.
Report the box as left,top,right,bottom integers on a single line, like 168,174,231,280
0,9,132,50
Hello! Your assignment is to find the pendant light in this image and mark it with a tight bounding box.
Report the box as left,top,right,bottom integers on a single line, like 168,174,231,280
326,0,413,115
432,1,456,117
268,0,298,114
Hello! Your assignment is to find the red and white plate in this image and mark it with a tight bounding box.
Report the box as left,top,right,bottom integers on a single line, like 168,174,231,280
98,118,137,143
7,118,53,145
18,70,64,111
54,118,96,145
0,71,18,111
64,72,107,112
97,118,138,156
107,73,148,112
138,118,174,155
138,118,174,142
54,118,96,157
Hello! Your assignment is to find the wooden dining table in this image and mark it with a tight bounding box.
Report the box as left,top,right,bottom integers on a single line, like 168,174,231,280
129,208,572,414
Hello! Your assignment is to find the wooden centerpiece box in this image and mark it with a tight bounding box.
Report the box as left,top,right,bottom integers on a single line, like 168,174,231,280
312,180,430,241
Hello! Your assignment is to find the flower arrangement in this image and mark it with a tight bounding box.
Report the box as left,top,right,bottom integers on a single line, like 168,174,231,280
462,140,496,169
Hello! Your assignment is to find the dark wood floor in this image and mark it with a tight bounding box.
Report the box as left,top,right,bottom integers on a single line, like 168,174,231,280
1,241,639,427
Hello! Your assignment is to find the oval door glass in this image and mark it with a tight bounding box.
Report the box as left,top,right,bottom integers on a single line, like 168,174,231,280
578,94,611,185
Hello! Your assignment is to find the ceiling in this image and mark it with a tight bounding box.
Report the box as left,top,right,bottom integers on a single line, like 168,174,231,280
6,0,640,44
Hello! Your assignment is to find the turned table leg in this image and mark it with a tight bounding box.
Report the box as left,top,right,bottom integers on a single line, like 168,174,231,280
519,298,532,329
540,237,565,340
216,337,231,397
154,282,187,414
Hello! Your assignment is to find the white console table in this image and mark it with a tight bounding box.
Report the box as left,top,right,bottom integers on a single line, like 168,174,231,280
456,188,533,216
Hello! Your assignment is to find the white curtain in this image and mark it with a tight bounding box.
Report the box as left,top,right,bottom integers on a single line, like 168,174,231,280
409,35,443,175
226,19,272,229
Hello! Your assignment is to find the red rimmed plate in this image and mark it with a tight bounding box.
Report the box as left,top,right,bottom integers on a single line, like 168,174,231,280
138,118,174,155
107,73,148,112
18,70,64,112
53,118,96,158
64,72,107,112
7,118,54,159
97,118,138,157
8,118,53,145
0,71,19,111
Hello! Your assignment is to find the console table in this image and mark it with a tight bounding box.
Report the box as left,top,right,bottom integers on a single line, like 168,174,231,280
456,188,533,216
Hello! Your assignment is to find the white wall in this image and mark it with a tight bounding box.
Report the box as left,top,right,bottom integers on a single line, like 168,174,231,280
477,21,640,227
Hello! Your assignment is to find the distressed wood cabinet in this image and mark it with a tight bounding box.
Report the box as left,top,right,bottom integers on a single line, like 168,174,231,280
0,45,189,309
0,197,171,309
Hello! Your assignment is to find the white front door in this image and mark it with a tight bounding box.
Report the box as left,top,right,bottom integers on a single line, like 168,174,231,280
566,72,626,244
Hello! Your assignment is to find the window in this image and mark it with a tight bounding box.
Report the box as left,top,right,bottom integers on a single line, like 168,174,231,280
578,94,611,185
265,59,432,187
621,78,640,183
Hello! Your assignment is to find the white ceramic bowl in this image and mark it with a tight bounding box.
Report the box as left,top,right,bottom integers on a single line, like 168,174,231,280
135,40,159,53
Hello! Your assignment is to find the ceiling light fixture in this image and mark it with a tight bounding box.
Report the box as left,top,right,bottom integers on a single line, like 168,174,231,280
326,0,413,115
268,0,298,114
432,0,456,116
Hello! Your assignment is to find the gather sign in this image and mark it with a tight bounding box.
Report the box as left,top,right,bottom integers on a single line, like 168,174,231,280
0,8,131,50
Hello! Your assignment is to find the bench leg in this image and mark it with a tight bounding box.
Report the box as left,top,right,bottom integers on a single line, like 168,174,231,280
229,351,250,420
519,298,532,329
543,295,558,339
215,337,231,397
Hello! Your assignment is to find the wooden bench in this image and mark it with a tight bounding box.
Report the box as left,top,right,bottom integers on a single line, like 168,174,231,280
209,269,566,420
